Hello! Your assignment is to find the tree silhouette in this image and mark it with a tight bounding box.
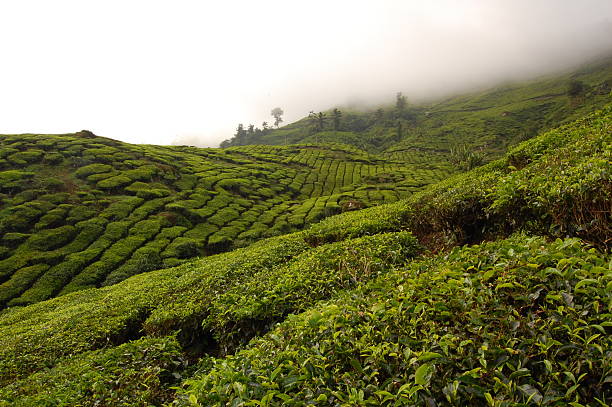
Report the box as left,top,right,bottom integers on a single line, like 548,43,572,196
395,92,407,118
374,108,384,123
316,112,326,131
308,111,317,132
396,120,403,142
235,123,246,145
332,108,342,131
271,107,284,128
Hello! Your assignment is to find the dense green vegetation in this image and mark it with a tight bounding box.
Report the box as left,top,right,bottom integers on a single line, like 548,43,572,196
183,235,610,406
0,85,609,406
0,133,451,308
3,59,610,310
0,57,610,405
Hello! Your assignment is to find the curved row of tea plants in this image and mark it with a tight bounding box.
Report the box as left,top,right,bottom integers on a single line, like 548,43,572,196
181,235,611,406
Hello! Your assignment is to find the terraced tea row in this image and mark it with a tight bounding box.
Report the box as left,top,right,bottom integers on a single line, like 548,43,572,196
0,135,452,307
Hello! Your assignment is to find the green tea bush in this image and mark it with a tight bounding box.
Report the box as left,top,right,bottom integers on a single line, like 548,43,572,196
86,171,117,182
74,163,112,178
66,205,97,223
100,197,143,221
163,237,202,259
0,264,49,306
7,149,44,165
124,165,158,181
206,231,420,350
129,219,163,239
96,175,132,190
1,233,30,248
182,236,611,406
0,336,186,407
42,152,64,164
26,225,77,251
10,248,103,306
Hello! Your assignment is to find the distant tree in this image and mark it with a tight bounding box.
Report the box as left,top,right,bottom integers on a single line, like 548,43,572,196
262,121,269,131
396,120,403,142
316,112,326,132
220,139,231,148
235,123,246,145
245,124,255,144
395,92,407,114
375,108,384,122
271,107,284,128
308,111,318,131
567,80,586,97
332,108,342,131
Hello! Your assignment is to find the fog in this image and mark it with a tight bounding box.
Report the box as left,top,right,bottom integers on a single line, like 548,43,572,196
1,1,611,147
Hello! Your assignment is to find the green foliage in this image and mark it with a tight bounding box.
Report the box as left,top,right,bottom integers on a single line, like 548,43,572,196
7,150,44,165
96,174,132,189
181,235,611,406
0,63,610,406
237,57,612,158
567,79,586,97
74,163,112,178
0,100,612,405
449,144,487,170
0,336,186,407
26,225,76,251
206,232,419,350
0,170,34,192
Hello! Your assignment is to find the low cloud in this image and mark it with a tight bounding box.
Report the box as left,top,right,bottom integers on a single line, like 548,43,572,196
1,1,611,147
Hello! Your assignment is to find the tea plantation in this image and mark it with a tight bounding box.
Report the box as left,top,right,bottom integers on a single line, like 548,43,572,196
0,81,609,407
0,133,452,308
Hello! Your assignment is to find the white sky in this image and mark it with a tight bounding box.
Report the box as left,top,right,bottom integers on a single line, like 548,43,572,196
1,1,611,147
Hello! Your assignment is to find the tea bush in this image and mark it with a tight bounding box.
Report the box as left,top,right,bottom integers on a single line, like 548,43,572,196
181,235,611,406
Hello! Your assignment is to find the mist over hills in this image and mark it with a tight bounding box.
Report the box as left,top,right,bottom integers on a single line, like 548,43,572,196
221,56,612,154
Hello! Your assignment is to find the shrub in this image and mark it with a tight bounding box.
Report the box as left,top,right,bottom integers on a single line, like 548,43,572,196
74,163,112,179
182,236,611,406
26,225,77,251
7,150,44,165
163,238,201,259
1,233,30,248
96,175,132,190
0,170,34,192
0,264,50,306
0,337,186,406
66,205,97,223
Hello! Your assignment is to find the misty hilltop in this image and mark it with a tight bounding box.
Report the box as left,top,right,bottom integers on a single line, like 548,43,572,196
220,56,612,155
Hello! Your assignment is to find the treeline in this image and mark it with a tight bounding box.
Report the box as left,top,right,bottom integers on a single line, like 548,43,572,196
220,92,418,148
219,123,272,148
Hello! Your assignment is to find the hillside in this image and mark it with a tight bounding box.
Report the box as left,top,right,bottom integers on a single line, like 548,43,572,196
0,135,452,308
0,101,609,405
3,59,609,310
223,56,612,158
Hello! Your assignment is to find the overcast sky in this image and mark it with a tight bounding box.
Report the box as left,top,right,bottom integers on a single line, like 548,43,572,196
1,1,611,147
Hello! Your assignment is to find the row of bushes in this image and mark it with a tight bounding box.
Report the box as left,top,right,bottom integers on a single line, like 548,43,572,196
181,235,611,405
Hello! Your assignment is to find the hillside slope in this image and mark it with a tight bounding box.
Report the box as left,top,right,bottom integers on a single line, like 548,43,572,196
224,56,612,159
0,103,609,406
0,135,451,308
